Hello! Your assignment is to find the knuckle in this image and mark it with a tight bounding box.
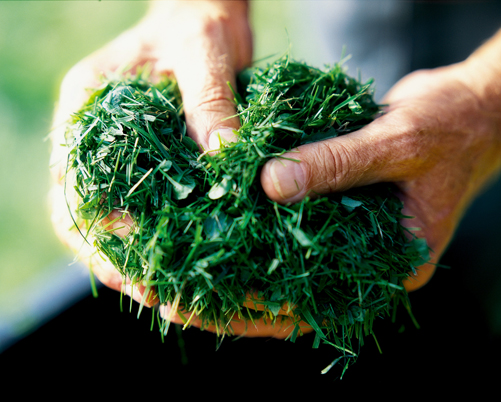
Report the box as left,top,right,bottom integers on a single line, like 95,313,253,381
392,121,425,161
318,140,354,192
188,84,237,130
374,110,430,178
401,128,427,164
181,7,230,43
194,95,235,117
202,13,230,39
299,141,349,194
196,81,234,109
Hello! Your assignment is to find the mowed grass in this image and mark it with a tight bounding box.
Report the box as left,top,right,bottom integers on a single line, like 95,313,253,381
0,1,308,319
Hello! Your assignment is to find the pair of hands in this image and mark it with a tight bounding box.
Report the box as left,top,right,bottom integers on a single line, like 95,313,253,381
50,0,501,338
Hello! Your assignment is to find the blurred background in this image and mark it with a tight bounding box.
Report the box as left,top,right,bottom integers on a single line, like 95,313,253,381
1,0,501,394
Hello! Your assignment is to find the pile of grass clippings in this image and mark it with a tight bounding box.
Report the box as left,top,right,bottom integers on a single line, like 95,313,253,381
65,54,428,376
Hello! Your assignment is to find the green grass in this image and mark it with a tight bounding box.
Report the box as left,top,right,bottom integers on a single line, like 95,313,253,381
0,1,311,320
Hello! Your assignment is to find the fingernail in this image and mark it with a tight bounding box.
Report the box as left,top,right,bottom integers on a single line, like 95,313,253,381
269,159,305,200
208,128,238,150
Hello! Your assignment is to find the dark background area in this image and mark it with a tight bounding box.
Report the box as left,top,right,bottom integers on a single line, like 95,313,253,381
2,257,498,396
2,2,501,396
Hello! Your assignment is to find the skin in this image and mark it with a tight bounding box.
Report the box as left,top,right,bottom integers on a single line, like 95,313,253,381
50,0,501,338
262,37,501,291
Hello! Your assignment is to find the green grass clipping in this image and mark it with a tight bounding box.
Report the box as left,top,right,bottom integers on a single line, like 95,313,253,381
65,53,428,376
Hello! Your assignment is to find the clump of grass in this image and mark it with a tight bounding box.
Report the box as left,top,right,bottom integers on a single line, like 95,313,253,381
65,54,428,376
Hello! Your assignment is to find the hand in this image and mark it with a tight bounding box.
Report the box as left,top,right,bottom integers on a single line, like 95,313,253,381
49,1,272,330
50,0,312,339
261,37,501,292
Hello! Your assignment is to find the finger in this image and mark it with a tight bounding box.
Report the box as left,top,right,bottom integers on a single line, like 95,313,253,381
260,113,420,204
399,195,445,292
403,261,436,292
240,290,294,316
175,54,240,151
159,303,313,339
167,25,245,151
123,282,159,307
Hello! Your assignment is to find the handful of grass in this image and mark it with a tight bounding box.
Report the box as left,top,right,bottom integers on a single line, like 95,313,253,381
66,54,427,375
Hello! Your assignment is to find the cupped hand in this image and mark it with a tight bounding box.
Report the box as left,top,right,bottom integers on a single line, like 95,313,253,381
50,1,271,330
261,59,501,292
50,1,311,338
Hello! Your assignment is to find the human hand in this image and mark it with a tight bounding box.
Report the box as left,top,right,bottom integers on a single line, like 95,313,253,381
261,50,501,292
50,0,289,333
50,0,312,339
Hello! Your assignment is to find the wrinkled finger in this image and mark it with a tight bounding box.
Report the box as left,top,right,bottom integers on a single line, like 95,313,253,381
260,113,423,205
161,2,252,150
172,41,242,151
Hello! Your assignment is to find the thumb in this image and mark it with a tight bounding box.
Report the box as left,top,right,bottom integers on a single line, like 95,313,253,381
261,117,412,203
